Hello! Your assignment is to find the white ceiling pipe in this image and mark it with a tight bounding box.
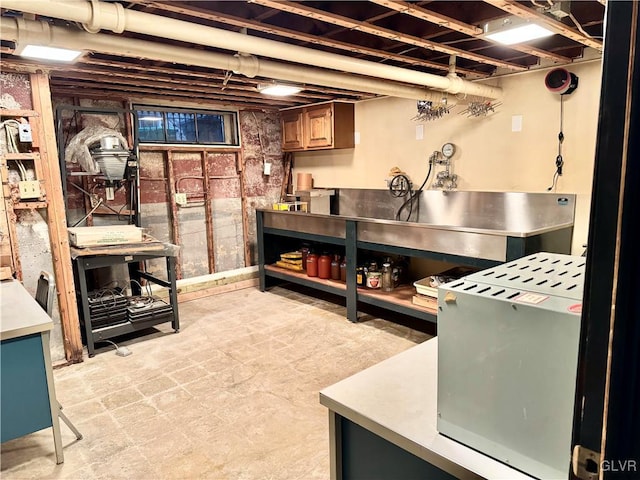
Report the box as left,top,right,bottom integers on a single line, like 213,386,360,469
2,0,502,100
1,17,453,103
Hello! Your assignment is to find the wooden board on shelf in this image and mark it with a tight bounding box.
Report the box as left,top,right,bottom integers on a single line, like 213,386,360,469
265,264,347,290
358,284,438,315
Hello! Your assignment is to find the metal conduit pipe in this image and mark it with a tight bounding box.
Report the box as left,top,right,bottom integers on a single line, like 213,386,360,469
2,0,502,100
1,17,452,103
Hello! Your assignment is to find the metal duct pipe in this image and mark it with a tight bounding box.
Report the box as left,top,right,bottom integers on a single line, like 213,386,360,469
2,0,502,100
1,17,453,103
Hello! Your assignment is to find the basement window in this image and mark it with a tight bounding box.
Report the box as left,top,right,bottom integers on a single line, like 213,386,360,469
135,106,239,146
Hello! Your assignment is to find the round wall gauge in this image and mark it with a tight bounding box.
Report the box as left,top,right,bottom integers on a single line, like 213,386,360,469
442,142,456,158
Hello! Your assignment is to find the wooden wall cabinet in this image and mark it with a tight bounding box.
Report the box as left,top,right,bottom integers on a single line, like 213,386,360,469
281,102,354,152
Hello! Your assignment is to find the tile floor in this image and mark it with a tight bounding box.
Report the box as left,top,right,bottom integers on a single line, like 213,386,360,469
1,286,431,479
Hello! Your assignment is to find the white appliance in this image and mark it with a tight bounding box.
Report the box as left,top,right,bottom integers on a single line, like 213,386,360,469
437,252,585,479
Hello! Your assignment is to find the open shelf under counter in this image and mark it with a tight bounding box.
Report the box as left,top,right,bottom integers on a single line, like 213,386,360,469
357,284,437,323
264,264,347,296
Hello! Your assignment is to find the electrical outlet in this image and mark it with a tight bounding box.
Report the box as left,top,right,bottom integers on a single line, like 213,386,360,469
18,124,33,143
18,180,41,199
175,192,187,205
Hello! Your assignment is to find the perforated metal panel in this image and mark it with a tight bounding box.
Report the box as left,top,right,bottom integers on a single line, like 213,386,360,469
437,253,585,480
463,252,585,298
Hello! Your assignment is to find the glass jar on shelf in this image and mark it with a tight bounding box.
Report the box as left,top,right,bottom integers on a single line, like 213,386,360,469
330,254,341,280
306,253,318,277
356,266,366,287
318,253,332,279
381,263,393,292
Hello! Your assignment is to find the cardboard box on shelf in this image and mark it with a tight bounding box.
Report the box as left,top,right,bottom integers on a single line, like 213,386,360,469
68,225,142,247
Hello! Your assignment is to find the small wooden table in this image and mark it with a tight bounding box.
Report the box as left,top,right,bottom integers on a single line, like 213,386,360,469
0,279,65,463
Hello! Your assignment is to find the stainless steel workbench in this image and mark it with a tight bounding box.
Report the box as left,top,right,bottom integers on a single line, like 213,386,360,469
257,191,575,323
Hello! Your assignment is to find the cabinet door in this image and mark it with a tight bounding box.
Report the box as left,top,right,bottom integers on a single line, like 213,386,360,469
281,111,304,151
304,105,333,149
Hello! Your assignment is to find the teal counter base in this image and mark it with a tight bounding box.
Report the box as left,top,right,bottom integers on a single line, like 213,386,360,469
1,333,53,443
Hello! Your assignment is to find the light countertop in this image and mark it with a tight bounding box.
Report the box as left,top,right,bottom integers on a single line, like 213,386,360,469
319,338,532,480
0,279,52,341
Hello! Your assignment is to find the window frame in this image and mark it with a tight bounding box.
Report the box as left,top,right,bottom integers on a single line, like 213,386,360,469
134,105,240,147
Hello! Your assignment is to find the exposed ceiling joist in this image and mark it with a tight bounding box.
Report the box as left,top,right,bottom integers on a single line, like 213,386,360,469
250,0,528,71
78,57,374,99
0,1,604,108
371,0,484,36
373,0,572,64
483,0,603,52
130,0,488,78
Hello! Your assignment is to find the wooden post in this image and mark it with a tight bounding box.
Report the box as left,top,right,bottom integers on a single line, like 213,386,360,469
165,150,182,279
237,150,252,267
201,151,215,273
30,73,83,363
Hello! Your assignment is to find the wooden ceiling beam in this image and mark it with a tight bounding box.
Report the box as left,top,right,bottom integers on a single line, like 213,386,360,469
80,57,376,99
373,0,571,64
50,87,279,109
49,79,297,107
53,71,329,103
483,0,603,51
128,0,487,78
75,58,374,99
371,0,484,36
247,0,528,71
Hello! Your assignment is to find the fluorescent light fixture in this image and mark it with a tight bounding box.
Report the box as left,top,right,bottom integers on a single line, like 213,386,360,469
139,116,163,121
484,17,554,45
18,45,83,62
257,83,302,96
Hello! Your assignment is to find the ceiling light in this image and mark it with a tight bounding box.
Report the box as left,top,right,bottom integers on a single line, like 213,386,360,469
17,45,83,62
257,83,303,97
139,116,163,121
484,17,554,45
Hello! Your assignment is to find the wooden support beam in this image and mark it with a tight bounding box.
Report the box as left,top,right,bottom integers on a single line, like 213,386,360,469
0,177,21,280
201,151,215,274
29,73,83,363
165,150,183,279
237,150,251,267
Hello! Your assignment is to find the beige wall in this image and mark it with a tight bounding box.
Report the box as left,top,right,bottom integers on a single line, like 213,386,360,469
294,60,602,255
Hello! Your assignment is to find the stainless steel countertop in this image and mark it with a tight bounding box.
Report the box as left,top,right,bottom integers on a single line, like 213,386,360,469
319,338,532,480
259,209,574,238
0,279,53,341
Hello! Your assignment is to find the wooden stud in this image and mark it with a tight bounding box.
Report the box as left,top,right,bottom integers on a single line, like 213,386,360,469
201,151,215,274
0,171,21,280
236,150,252,267
165,150,183,279
29,73,83,363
